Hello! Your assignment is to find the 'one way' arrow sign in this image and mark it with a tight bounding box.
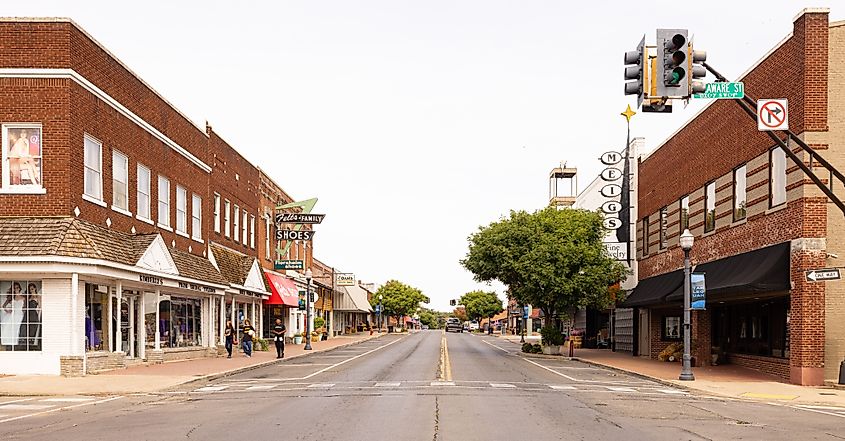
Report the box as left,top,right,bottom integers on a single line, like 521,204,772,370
806,268,841,282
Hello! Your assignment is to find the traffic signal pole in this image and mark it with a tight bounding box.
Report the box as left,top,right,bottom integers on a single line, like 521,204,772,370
702,62,845,216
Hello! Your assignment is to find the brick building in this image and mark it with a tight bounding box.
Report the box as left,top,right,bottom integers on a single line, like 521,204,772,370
0,18,338,375
622,9,843,385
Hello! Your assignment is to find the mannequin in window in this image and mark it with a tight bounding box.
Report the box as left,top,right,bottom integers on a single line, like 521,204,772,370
1,283,25,347
20,283,41,350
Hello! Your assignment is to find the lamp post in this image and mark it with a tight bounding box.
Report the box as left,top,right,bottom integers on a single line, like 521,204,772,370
305,269,313,351
679,229,695,381
520,305,526,343
378,294,383,333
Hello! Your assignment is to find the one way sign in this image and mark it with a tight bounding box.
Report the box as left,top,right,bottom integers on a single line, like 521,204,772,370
806,268,841,282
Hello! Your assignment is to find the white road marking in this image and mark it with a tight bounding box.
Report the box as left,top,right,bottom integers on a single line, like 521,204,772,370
605,386,636,392
0,396,123,424
490,383,517,388
276,363,335,367
790,405,845,419
301,337,404,380
549,385,577,390
375,382,401,387
307,383,335,388
480,339,511,353
521,357,580,381
430,381,455,387
0,404,54,410
521,357,647,385
657,389,688,395
195,386,229,392
246,385,276,391
41,397,97,403
0,398,35,406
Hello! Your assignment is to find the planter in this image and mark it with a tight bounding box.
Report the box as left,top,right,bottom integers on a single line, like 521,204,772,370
293,336,303,345
542,345,561,355
311,335,320,342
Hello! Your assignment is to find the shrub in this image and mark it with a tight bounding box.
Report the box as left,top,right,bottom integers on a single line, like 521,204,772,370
540,325,565,346
531,344,542,353
521,343,534,353
254,337,269,351
314,317,326,330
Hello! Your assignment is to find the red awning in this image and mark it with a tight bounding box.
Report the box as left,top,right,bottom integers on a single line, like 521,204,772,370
265,272,299,306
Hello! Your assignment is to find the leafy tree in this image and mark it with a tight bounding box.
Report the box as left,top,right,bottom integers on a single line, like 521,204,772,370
461,207,628,330
376,280,428,328
459,290,503,328
452,306,468,322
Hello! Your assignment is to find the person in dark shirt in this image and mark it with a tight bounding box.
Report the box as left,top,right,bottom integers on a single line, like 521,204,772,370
272,319,286,358
242,319,255,357
224,320,235,358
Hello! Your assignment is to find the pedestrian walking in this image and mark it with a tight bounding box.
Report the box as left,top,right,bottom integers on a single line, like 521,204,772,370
242,319,255,357
224,320,236,358
272,318,286,358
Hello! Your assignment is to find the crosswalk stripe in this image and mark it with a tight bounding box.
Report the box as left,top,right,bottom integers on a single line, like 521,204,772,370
657,389,687,395
195,386,229,392
375,382,401,387
430,381,455,387
246,385,276,391
307,383,335,388
41,397,97,403
549,385,577,390
0,404,54,410
605,386,636,392
490,383,516,388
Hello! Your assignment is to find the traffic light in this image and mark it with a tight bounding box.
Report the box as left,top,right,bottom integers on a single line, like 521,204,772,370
656,29,689,97
689,43,707,95
623,35,646,107
450,299,456,306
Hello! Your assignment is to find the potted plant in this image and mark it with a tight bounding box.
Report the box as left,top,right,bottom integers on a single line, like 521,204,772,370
293,333,303,345
311,331,320,342
540,325,564,355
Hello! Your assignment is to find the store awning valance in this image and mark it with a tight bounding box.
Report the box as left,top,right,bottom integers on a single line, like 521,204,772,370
621,269,684,307
666,242,790,302
264,272,299,307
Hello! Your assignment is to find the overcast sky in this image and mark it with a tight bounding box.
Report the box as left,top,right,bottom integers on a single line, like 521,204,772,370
7,1,840,311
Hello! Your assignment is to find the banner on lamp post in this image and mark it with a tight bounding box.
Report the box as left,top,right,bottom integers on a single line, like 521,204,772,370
691,272,706,310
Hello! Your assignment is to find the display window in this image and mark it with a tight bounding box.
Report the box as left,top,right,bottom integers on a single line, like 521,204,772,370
2,124,43,191
0,280,42,351
662,316,681,341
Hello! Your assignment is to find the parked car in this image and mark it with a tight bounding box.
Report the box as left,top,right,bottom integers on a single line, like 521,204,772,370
445,318,463,333
469,321,479,331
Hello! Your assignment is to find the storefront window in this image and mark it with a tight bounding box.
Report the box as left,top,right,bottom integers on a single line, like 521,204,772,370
0,281,42,351
165,297,203,347
2,125,43,191
85,284,107,351
662,316,681,340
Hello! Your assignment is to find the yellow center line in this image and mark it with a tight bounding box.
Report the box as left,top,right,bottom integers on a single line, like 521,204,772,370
443,334,452,381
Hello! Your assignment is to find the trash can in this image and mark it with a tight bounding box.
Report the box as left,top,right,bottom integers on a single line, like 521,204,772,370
388,326,394,333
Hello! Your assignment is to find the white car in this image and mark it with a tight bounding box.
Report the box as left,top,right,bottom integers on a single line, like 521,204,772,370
469,321,479,331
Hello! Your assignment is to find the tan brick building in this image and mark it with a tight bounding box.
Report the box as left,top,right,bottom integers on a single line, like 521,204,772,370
622,9,844,385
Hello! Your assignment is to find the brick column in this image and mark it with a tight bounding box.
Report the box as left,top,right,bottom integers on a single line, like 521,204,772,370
789,240,826,385
691,310,711,367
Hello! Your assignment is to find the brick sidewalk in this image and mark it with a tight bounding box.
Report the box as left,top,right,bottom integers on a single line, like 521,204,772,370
0,332,386,396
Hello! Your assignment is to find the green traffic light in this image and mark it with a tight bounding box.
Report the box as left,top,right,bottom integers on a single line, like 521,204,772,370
670,67,686,85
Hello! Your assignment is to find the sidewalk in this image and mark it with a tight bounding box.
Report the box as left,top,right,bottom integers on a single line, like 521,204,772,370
0,333,386,396
494,334,845,407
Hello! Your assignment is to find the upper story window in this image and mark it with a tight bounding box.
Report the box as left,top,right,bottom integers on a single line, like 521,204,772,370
734,164,747,221
704,181,716,233
242,211,248,245
157,175,170,228
234,205,240,243
224,199,231,238
176,185,187,235
191,194,202,241
679,195,689,231
659,207,668,249
2,124,43,193
213,193,221,234
137,164,151,221
642,218,649,255
770,148,787,207
250,214,256,249
112,150,129,213
84,135,103,201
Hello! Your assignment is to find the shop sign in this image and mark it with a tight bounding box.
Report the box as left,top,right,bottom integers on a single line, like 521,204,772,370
275,260,304,270
336,273,355,286
601,167,622,181
600,151,623,165
178,281,216,293
600,184,622,198
603,242,628,261
275,213,325,225
691,272,706,310
276,229,315,241
602,216,622,230
139,274,163,285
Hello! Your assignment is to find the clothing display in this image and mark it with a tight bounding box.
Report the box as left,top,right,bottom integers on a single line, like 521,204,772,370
1,297,24,346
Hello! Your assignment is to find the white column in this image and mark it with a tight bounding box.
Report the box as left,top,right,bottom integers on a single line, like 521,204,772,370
219,296,225,345
71,273,79,355
107,286,114,352
129,294,135,358
116,281,123,353
258,301,264,339
205,298,212,348
154,289,161,350
231,296,235,326
251,299,256,328
139,292,146,360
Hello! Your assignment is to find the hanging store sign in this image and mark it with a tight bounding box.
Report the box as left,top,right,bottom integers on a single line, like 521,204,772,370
275,213,325,224
603,217,622,230
600,151,623,165
600,167,623,181
603,242,628,261
274,260,305,270
601,201,622,214
691,272,706,310
600,184,622,198
336,273,356,286
277,229,315,241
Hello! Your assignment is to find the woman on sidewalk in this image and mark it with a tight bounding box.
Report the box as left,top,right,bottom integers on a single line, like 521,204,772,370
272,319,286,359
224,320,236,358
242,319,255,357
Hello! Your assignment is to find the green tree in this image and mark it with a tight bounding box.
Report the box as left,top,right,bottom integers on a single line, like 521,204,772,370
376,280,428,328
418,308,448,329
461,207,627,328
459,290,503,329
452,306,468,322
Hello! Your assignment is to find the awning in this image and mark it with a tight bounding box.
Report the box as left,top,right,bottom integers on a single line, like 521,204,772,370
334,284,373,313
621,269,684,307
264,271,299,307
666,242,790,302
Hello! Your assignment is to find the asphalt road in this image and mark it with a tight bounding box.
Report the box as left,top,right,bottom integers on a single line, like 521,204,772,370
1,330,844,440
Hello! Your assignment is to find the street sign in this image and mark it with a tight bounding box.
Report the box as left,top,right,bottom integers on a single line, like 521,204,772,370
601,200,621,214
600,151,623,165
757,99,788,131
274,213,325,224
603,242,628,261
336,273,355,286
600,184,622,198
691,272,706,310
600,167,622,181
806,268,841,282
692,82,744,99
603,217,622,230
274,260,304,270
276,229,315,241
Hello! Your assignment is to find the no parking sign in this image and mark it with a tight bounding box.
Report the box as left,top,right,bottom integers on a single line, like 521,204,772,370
757,99,788,131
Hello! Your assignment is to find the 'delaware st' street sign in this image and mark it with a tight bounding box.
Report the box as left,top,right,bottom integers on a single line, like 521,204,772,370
692,82,744,99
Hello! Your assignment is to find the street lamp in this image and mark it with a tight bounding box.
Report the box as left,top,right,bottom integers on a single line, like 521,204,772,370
679,229,695,381
305,268,313,351
378,294,383,333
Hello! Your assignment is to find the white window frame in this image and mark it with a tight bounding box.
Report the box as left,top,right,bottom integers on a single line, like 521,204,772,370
192,193,202,241
265,215,271,260
136,163,151,222
250,214,255,249
111,149,130,215
1,123,46,194
157,175,171,229
242,211,248,245
176,185,188,236
734,164,747,221
213,193,221,234
83,134,104,204
234,205,240,243
224,199,231,238
770,148,787,207
704,181,716,233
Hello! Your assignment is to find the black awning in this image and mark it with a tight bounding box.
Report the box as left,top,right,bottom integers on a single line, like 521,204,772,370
666,242,790,302
621,269,684,307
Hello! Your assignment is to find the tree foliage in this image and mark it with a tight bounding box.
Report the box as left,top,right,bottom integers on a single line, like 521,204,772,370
461,207,628,321
418,308,449,329
375,280,428,323
459,290,503,324
452,306,468,322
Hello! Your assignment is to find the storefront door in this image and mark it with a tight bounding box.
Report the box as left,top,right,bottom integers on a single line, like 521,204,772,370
638,309,650,357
